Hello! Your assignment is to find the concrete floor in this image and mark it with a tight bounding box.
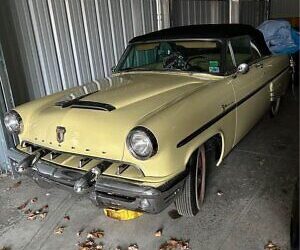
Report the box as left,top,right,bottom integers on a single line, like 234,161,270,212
0,90,298,250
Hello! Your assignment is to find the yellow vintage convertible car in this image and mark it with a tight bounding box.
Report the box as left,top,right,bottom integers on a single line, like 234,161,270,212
5,24,291,216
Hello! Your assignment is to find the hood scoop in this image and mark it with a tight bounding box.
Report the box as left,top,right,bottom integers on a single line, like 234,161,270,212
56,98,115,111
70,100,115,111
55,89,115,111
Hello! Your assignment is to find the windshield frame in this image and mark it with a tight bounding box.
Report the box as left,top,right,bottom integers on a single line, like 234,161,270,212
114,38,226,75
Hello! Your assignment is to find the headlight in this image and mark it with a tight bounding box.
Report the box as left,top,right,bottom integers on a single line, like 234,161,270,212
4,110,23,134
126,127,158,160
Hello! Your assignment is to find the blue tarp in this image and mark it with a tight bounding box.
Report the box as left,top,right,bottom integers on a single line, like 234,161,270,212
258,20,300,55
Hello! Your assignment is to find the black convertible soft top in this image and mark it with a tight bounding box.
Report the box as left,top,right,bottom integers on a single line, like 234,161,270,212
129,24,271,56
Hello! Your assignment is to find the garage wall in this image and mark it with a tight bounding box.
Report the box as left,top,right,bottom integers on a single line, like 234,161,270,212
0,43,15,172
270,0,299,18
170,0,229,26
239,0,269,27
0,0,159,105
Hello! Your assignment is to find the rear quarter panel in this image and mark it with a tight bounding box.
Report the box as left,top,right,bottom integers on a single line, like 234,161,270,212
264,55,291,100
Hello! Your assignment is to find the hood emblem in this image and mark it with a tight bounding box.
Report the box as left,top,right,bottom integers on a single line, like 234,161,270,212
56,126,66,143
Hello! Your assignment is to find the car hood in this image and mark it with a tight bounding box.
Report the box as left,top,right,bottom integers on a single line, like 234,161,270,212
80,72,208,109
17,72,214,163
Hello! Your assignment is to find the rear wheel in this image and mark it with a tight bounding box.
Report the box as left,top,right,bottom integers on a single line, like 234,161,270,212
175,145,206,216
270,97,281,117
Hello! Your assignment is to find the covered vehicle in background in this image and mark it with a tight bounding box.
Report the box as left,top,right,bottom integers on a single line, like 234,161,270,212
258,20,299,92
258,20,299,55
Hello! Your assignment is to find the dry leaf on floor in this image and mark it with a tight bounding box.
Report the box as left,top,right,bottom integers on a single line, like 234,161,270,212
27,212,38,221
128,244,139,250
264,241,280,250
155,229,163,237
17,200,30,210
27,209,48,221
77,239,94,249
64,215,70,221
160,238,190,250
77,239,103,250
87,230,104,239
35,205,49,214
77,230,84,237
34,208,43,214
24,209,32,215
26,204,48,221
39,212,48,220
54,226,65,235
217,190,223,196
31,197,38,203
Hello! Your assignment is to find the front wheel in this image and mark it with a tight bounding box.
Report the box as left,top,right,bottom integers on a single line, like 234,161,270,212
270,97,281,117
175,145,206,217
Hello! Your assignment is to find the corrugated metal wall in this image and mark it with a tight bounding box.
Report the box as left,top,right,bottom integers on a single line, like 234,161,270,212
0,0,159,105
270,0,299,18
170,0,229,27
0,0,270,107
239,0,269,27
0,42,15,172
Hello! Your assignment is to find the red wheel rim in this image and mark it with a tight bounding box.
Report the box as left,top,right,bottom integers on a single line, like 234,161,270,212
196,145,206,208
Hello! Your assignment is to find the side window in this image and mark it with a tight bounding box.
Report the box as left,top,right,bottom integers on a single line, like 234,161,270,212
230,36,252,65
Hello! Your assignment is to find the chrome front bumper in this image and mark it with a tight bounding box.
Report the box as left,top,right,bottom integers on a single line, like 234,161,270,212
7,148,186,214
8,148,86,188
90,173,186,214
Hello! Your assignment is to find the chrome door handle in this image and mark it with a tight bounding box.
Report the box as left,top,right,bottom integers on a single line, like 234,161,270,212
255,63,264,68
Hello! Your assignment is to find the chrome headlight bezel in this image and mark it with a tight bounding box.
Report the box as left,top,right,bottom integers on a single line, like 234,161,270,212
126,126,158,160
4,110,23,134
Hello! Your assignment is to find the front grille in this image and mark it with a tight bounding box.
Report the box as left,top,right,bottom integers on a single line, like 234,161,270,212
17,142,145,178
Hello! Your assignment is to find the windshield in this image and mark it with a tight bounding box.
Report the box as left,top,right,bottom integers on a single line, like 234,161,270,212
116,40,223,74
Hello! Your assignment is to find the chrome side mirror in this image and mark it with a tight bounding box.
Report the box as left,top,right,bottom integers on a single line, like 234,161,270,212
237,63,249,74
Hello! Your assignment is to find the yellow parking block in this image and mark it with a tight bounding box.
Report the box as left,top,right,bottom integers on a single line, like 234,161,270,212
103,208,143,220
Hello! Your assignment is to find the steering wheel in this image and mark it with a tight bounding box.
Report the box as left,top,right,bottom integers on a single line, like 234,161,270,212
184,55,209,71
163,52,187,70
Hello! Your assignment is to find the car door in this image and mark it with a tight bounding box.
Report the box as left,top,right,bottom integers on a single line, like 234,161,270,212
228,36,270,145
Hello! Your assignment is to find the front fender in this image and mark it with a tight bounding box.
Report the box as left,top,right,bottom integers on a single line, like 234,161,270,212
122,77,236,178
